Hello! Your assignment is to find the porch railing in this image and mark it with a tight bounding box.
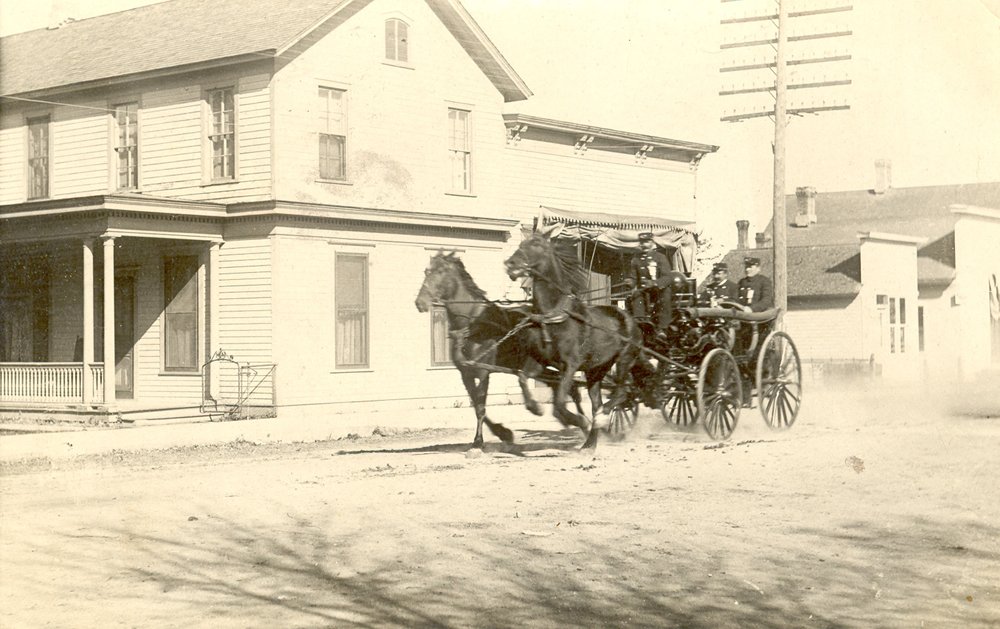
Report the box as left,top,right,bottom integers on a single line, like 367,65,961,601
0,362,105,404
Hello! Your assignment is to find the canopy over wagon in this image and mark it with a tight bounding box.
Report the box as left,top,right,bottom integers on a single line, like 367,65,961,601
535,206,698,287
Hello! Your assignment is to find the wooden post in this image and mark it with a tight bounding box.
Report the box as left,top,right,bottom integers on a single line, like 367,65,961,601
208,241,222,402
102,236,116,407
772,0,789,328
82,239,94,404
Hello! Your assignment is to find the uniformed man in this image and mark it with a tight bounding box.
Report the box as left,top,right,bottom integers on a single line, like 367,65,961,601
700,262,739,306
737,256,774,313
626,232,674,330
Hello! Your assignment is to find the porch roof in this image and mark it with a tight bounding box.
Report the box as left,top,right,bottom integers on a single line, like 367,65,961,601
1,195,520,242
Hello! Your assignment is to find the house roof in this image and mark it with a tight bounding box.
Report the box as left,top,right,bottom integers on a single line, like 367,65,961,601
726,182,1000,297
718,244,861,298
0,0,532,102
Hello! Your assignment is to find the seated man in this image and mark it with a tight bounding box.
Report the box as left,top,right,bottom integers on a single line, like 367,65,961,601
737,256,773,313
699,262,739,306
625,232,674,337
734,257,775,394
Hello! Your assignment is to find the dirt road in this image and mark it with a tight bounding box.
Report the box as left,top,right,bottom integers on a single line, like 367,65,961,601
2,387,999,628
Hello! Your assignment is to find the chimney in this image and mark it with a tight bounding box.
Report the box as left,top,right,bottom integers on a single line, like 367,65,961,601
874,159,892,194
794,186,817,227
736,220,749,249
755,232,768,249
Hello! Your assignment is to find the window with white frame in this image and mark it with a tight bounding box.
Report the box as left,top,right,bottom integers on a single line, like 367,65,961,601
318,87,347,180
114,102,139,190
207,87,235,180
27,115,50,199
876,294,906,354
430,306,451,366
335,253,369,368
385,18,409,62
448,108,471,193
163,255,199,371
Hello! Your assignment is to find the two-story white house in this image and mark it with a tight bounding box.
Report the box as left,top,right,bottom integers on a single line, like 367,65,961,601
0,0,716,423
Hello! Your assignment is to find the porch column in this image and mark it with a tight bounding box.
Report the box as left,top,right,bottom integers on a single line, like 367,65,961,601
208,241,222,400
82,239,95,404
102,236,116,407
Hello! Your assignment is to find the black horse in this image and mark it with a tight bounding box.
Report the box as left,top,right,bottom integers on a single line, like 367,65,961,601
415,252,583,448
504,229,647,449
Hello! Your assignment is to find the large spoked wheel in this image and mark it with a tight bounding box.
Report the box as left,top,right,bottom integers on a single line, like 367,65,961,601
606,400,639,438
696,348,742,441
659,382,698,427
756,331,802,430
603,373,638,439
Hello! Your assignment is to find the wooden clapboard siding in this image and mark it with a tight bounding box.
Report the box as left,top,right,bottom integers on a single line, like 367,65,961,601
502,138,696,226
272,0,507,219
50,103,108,197
271,233,501,407
217,238,273,366
786,296,863,360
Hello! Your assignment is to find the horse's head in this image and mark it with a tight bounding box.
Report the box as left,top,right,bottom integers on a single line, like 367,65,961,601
504,234,550,281
415,251,461,312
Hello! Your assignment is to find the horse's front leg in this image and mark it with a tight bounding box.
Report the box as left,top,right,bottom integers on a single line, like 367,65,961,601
477,371,514,444
581,377,604,450
459,368,488,448
518,358,545,417
551,363,590,434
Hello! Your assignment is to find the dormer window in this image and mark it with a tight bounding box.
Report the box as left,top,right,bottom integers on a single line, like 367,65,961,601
385,18,408,63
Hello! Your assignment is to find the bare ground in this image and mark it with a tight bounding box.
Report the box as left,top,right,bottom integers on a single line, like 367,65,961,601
1,386,999,628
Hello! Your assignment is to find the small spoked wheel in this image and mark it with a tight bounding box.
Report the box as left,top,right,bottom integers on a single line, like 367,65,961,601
606,401,638,438
756,331,802,430
696,348,742,441
660,386,697,427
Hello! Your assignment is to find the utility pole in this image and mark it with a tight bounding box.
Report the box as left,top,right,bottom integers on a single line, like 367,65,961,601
719,0,853,326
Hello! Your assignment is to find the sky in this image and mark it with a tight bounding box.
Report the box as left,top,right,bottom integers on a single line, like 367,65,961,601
2,0,999,248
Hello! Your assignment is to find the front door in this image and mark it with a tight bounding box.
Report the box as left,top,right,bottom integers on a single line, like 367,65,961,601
115,276,136,398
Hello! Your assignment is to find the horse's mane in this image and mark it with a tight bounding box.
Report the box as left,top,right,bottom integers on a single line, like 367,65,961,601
527,235,589,296
438,251,489,301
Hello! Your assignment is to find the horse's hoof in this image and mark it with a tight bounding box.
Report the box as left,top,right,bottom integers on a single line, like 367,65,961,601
581,431,600,450
496,427,515,444
472,438,485,449
526,402,544,417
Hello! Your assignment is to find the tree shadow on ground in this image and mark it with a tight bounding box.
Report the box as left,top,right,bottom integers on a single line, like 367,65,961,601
38,512,828,629
29,506,1000,628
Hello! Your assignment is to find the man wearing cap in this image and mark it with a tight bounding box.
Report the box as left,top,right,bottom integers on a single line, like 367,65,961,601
626,232,674,332
700,262,739,306
738,257,774,313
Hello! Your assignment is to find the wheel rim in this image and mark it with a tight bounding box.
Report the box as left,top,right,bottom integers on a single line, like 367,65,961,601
696,349,742,441
660,388,697,426
756,331,802,430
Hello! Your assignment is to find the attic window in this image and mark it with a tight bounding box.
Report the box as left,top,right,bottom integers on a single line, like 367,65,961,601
385,18,408,63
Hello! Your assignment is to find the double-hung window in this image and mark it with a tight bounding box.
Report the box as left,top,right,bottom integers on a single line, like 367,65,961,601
385,18,409,62
318,87,347,181
448,108,471,193
114,102,139,190
207,88,235,180
27,116,50,199
335,253,369,368
876,294,906,354
163,256,199,371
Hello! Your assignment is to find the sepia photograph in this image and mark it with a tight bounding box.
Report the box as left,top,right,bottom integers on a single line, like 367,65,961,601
1,0,999,626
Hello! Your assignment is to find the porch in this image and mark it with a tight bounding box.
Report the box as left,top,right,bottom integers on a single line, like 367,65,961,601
1,197,228,416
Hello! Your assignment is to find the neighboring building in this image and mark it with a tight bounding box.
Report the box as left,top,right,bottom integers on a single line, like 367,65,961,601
718,165,1000,382
0,0,715,420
